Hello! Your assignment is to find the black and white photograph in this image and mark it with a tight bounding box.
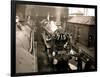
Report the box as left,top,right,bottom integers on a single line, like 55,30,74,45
11,0,97,76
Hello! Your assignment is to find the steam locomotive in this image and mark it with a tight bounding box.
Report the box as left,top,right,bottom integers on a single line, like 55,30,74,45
41,19,96,72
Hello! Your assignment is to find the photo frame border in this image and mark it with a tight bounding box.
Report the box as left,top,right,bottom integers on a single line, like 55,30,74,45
11,0,97,76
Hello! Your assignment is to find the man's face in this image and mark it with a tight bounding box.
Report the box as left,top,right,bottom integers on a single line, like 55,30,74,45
16,16,19,22
16,18,19,23
28,16,31,20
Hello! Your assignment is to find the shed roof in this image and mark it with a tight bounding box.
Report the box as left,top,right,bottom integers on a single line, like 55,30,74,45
67,16,95,25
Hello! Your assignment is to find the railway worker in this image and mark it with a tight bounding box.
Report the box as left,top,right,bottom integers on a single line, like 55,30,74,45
26,15,35,29
16,16,23,31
